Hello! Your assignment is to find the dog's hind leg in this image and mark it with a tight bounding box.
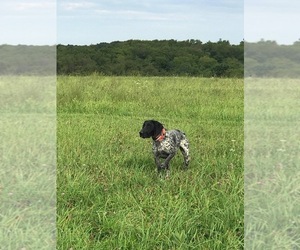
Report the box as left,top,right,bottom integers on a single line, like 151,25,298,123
180,139,190,169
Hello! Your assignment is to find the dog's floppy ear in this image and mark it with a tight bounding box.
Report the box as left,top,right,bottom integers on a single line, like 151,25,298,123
152,120,163,137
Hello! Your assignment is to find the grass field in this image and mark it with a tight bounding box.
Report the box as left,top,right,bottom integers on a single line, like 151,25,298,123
245,78,300,249
0,76,56,249
2,76,298,249
57,75,244,249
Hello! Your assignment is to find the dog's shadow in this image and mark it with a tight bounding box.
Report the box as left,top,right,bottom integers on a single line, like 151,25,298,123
123,155,155,173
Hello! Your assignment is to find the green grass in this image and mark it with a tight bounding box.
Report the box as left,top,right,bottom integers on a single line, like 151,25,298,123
0,76,56,249
2,75,298,249
57,76,244,249
245,78,300,249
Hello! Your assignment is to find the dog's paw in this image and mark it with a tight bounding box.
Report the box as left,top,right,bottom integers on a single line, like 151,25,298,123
166,170,170,178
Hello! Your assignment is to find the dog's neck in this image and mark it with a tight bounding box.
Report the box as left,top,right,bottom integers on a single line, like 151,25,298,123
154,128,166,142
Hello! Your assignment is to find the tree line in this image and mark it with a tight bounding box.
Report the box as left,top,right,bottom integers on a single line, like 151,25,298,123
1,40,300,77
0,45,56,75
57,39,244,77
245,40,300,77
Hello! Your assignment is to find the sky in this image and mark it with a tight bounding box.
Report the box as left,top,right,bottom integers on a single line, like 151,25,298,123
0,1,56,45
245,0,300,45
57,0,243,45
0,0,299,45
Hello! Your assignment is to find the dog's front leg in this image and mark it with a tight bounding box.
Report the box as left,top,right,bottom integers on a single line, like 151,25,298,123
154,154,162,172
154,154,169,178
162,152,176,177
162,152,176,168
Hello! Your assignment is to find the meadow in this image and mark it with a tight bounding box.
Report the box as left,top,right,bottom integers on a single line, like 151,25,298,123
0,76,56,249
245,78,300,249
57,76,244,249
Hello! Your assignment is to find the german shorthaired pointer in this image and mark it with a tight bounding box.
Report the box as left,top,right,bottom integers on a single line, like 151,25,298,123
139,120,190,176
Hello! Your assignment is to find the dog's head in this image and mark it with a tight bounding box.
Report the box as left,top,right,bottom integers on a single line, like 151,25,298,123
139,120,164,139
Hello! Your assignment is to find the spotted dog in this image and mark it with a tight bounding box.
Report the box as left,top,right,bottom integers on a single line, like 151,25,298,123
139,120,190,176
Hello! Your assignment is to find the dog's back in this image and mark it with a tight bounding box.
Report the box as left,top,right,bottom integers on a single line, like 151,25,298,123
153,129,189,159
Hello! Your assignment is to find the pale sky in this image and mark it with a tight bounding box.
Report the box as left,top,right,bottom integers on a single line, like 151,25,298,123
245,0,300,45
57,0,243,45
0,1,298,45
0,1,56,45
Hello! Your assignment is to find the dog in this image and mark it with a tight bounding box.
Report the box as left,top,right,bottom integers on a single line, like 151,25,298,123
139,120,190,176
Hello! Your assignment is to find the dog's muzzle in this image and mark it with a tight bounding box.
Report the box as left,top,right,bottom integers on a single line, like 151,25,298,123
139,131,149,138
